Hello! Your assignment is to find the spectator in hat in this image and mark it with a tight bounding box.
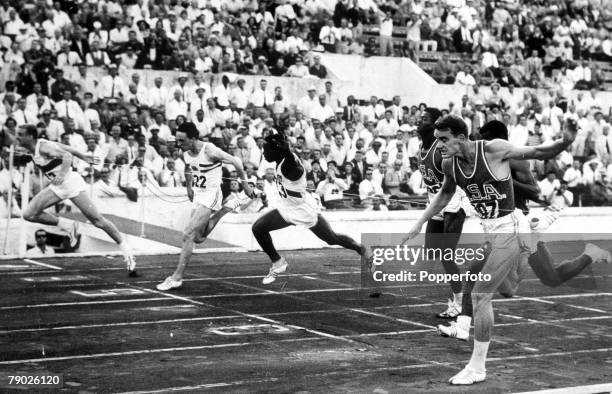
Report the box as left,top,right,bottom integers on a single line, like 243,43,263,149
253,55,271,75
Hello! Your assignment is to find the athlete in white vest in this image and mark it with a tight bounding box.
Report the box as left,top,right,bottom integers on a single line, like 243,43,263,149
157,122,252,291
252,132,375,288
16,125,136,274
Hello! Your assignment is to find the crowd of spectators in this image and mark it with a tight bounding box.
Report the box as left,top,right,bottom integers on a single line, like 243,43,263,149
0,0,612,216
2,0,610,91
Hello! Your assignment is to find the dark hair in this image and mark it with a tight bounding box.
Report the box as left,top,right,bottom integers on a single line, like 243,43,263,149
424,107,442,123
480,120,508,141
434,115,468,137
177,122,199,139
24,124,38,139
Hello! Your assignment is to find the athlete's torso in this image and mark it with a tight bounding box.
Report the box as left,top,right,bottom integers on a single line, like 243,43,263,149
275,153,309,204
418,139,444,195
183,142,222,190
453,140,515,219
33,139,63,179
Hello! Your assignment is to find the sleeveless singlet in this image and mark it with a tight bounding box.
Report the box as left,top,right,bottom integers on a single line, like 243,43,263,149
183,142,223,190
33,139,63,179
418,139,444,194
452,140,514,219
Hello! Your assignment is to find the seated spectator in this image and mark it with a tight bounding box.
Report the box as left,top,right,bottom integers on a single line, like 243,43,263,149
25,229,55,257
315,169,349,209
359,167,384,207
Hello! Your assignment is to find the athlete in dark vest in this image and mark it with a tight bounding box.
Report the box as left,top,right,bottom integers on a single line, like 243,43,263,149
416,107,468,318
438,120,610,346
404,115,581,385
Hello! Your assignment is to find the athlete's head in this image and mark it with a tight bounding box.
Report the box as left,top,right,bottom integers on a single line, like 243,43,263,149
16,124,38,148
175,122,199,152
479,120,508,141
421,107,442,126
263,132,290,163
417,107,442,149
433,115,469,159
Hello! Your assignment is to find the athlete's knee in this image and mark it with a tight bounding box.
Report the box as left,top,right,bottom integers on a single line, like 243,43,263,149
539,275,563,288
182,228,196,243
251,219,266,236
22,208,37,222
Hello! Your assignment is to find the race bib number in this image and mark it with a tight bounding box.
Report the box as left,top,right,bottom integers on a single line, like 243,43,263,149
474,201,499,219
192,174,207,188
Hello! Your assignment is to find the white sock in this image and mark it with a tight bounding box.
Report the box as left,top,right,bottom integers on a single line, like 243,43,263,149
467,340,490,373
457,315,472,329
119,240,131,255
57,217,72,233
453,292,463,306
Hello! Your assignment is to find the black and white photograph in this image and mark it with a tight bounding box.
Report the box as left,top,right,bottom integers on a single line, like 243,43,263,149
0,0,611,392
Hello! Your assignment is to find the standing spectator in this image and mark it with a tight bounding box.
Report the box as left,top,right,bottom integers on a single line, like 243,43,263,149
453,19,473,53
563,160,583,206
97,64,125,100
379,12,394,56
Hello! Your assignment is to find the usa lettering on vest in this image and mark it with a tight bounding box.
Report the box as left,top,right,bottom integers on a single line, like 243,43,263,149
419,164,440,184
466,183,506,201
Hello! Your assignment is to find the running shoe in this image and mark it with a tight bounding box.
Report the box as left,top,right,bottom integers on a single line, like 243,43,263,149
437,320,469,341
584,243,611,264
157,276,183,291
68,221,81,249
437,299,462,318
262,257,288,285
449,366,486,385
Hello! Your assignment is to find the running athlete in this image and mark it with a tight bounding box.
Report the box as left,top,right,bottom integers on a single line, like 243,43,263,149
251,132,373,286
157,122,252,291
404,115,580,385
16,125,137,274
437,120,610,341
417,107,471,318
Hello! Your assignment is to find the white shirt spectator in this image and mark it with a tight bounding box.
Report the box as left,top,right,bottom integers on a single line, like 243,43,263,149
455,71,476,86
538,177,560,201
25,245,55,257
359,178,384,201
316,177,348,202
165,99,188,122
310,103,334,123
57,51,82,68
376,118,399,137
563,167,582,187
148,85,169,108
98,75,126,99
509,124,529,146
250,88,274,107
409,169,426,195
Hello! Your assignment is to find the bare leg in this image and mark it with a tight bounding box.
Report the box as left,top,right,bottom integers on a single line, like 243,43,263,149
171,206,212,281
22,187,63,226
309,214,362,255
71,191,123,244
251,209,292,262
199,207,232,239
528,241,593,287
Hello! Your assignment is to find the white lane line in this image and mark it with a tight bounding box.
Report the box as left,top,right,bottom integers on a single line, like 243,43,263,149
3,310,609,335
2,291,610,311
350,309,435,329
0,337,321,365
115,348,612,394
114,282,361,345
23,259,62,270
514,383,612,394
0,315,243,334
119,378,280,393
0,297,169,310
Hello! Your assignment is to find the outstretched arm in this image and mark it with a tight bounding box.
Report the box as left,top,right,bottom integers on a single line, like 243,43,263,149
404,159,457,241
206,144,252,195
490,120,577,161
